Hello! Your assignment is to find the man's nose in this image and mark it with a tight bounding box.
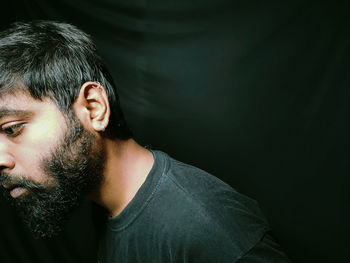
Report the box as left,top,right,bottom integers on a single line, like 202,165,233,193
0,144,15,171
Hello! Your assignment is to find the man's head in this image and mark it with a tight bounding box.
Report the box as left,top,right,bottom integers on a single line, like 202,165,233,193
0,21,131,238
0,20,132,138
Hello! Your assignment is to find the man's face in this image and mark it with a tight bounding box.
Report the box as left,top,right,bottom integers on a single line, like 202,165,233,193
0,91,104,238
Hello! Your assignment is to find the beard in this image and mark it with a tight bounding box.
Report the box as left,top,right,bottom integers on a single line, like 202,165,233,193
0,112,104,238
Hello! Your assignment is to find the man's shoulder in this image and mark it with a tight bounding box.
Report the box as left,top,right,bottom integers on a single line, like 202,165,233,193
156,150,268,226
147,150,270,259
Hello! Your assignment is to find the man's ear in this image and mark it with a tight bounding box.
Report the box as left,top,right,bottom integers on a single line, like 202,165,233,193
73,81,110,132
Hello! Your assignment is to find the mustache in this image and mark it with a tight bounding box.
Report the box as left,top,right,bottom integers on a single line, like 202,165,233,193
0,173,51,191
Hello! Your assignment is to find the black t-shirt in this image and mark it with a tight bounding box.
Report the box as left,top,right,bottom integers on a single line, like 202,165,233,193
96,150,291,262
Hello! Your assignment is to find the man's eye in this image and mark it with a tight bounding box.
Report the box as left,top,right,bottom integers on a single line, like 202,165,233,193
2,124,24,137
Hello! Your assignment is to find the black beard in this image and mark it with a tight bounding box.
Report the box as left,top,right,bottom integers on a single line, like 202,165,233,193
0,113,104,238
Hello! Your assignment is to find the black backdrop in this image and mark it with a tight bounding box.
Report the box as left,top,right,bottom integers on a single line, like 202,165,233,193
1,1,349,263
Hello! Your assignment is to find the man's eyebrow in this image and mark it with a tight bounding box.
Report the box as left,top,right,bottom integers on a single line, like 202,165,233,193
0,108,34,120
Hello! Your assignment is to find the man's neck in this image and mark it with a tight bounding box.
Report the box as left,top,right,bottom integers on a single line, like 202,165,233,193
89,138,154,217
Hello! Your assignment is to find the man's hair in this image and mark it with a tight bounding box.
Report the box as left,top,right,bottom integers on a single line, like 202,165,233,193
0,20,132,139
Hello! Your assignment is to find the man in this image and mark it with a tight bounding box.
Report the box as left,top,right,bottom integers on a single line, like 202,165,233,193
0,21,291,262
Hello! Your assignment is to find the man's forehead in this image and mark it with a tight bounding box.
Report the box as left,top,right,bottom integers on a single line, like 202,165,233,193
0,91,58,118
0,89,35,103
0,90,52,107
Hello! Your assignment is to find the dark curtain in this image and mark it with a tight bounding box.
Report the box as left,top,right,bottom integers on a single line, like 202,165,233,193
0,1,349,263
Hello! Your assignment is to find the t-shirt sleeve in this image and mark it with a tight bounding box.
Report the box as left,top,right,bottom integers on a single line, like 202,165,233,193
237,231,292,263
